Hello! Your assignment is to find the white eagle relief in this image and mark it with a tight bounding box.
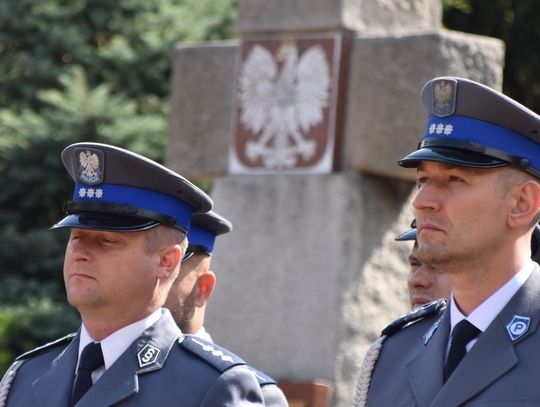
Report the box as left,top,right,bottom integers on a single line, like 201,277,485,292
433,80,454,115
238,42,331,169
79,150,101,184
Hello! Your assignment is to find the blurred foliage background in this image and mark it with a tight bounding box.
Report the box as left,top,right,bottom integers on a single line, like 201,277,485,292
443,0,540,113
0,0,538,374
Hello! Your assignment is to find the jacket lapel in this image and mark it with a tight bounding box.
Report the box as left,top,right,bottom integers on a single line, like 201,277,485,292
32,332,80,407
76,309,182,407
429,266,540,407
430,318,518,407
406,311,450,407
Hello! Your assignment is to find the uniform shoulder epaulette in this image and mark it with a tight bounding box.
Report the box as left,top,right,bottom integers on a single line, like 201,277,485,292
381,299,446,337
247,366,277,386
15,332,76,362
180,335,246,372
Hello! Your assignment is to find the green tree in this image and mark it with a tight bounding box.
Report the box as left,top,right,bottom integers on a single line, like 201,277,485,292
0,0,237,111
444,0,540,113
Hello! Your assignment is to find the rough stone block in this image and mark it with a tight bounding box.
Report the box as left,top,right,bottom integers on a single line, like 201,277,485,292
344,30,504,180
167,31,504,181
166,41,238,179
205,173,415,406
237,0,442,35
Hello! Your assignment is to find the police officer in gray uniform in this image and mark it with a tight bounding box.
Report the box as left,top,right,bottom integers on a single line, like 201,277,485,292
0,143,264,406
165,211,289,407
354,77,540,407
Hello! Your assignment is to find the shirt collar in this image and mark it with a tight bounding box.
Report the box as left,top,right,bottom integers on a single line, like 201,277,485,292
195,326,213,343
78,308,163,370
450,260,535,333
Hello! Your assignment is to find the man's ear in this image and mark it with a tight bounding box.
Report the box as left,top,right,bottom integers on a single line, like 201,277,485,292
508,180,540,229
155,244,182,280
194,271,216,307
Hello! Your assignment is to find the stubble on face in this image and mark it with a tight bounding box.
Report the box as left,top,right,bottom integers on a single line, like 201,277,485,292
414,240,455,268
413,164,510,272
175,288,198,332
164,257,206,331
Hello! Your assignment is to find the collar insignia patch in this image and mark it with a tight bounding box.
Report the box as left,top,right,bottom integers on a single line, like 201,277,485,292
137,344,160,368
423,318,442,345
506,315,531,341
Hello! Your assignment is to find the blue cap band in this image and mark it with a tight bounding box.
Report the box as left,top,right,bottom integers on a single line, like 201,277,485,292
424,114,540,171
187,224,216,253
72,183,193,231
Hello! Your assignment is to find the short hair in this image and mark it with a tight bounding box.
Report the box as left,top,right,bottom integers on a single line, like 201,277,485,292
497,167,540,227
532,212,540,227
497,167,537,196
144,225,188,255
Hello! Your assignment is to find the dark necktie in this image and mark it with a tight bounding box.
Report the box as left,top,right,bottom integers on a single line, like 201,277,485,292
71,342,104,406
443,319,481,381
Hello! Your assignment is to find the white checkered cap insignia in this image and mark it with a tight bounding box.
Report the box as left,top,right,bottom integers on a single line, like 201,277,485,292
78,187,104,199
429,123,453,136
137,344,160,368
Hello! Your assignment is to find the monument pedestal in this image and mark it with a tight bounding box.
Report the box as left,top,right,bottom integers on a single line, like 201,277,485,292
204,173,414,405
166,2,505,405
167,31,503,181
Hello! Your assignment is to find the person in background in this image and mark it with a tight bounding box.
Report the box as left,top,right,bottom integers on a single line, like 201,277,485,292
0,142,264,406
164,211,289,407
395,220,452,309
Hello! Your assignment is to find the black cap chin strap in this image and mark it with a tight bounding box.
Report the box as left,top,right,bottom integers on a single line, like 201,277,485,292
181,247,212,264
62,201,183,231
181,251,195,264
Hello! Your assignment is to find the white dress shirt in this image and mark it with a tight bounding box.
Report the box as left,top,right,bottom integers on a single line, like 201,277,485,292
448,260,535,353
77,308,162,383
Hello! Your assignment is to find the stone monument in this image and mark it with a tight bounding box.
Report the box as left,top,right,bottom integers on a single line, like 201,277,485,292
166,1,504,405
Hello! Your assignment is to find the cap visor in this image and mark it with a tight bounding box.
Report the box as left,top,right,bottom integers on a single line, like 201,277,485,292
395,228,417,241
52,212,160,232
181,251,196,264
398,147,509,168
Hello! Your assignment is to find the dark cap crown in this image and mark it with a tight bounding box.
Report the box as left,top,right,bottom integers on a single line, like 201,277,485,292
399,77,540,177
53,142,212,232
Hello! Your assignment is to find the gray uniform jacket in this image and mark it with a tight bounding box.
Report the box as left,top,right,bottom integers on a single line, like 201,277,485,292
0,310,264,406
261,384,289,407
195,326,288,407
367,265,540,407
248,367,289,407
